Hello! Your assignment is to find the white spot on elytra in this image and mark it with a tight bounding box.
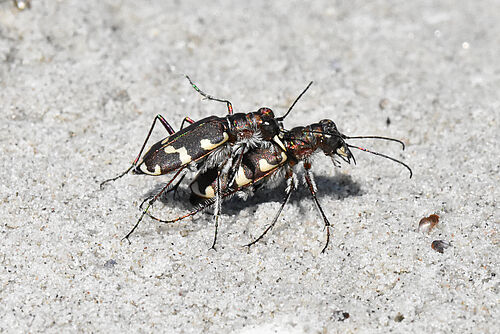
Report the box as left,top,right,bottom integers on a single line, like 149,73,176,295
258,152,287,172
140,163,162,175
258,158,276,172
190,180,215,199
152,164,161,175
200,132,229,150
235,166,252,186
204,186,215,198
164,146,192,164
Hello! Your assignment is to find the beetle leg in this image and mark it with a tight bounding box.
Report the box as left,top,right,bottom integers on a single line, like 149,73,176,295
244,167,296,248
138,173,187,210
122,167,186,242
303,162,331,253
179,117,196,130
169,173,187,200
210,170,223,250
100,114,177,189
225,146,246,188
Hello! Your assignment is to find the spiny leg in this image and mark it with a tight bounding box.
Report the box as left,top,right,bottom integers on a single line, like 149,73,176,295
144,166,288,245
225,146,246,189
100,114,176,189
145,189,221,224
169,173,187,200
138,173,187,210
122,167,186,242
185,75,234,114
210,170,223,250
303,163,331,253
244,175,295,248
145,170,226,249
145,200,211,224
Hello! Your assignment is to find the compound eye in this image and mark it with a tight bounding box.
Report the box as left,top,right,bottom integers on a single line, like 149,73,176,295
259,107,274,118
320,119,337,131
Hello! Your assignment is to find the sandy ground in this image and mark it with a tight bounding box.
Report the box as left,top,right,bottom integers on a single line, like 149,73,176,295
0,0,498,333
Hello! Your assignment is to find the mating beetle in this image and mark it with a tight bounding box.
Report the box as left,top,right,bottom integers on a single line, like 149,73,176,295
100,76,285,187
151,119,412,252
101,77,313,244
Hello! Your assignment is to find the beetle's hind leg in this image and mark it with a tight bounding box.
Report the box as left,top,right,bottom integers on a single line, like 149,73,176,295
244,168,296,248
122,167,186,242
100,114,178,189
210,170,223,250
244,179,295,248
138,173,187,211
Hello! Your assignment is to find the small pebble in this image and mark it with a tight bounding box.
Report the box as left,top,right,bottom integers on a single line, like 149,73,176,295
331,310,350,321
418,214,439,233
379,98,389,110
431,240,451,253
14,0,31,10
394,313,404,322
104,259,117,268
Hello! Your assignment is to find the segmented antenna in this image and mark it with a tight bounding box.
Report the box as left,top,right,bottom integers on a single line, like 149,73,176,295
277,81,313,121
344,135,406,150
347,144,413,178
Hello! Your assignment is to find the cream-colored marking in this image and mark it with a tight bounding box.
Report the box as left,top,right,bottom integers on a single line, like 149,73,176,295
203,185,215,198
235,166,252,187
190,181,215,199
161,136,171,145
139,164,149,174
273,135,286,151
164,146,192,164
337,146,348,157
258,152,287,172
258,158,277,172
139,163,162,175
200,132,229,150
152,164,162,175
280,152,288,163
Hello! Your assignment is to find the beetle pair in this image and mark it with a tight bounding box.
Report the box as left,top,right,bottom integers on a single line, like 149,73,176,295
101,76,300,248
101,77,412,252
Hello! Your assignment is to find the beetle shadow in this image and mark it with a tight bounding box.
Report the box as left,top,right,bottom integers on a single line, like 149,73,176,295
226,173,363,215
143,173,362,217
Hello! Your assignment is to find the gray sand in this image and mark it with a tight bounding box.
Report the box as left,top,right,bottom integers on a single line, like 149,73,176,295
1,1,498,333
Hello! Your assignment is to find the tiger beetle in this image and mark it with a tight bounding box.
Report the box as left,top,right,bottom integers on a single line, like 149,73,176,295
147,116,412,253
100,76,313,247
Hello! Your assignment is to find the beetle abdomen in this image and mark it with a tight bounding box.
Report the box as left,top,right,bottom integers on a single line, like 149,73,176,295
134,117,229,175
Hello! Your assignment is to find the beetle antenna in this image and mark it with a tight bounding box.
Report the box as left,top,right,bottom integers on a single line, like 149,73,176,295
346,144,412,178
185,75,234,114
344,135,406,150
277,81,313,121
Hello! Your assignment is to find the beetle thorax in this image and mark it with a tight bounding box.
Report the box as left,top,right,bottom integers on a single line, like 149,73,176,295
286,125,320,161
